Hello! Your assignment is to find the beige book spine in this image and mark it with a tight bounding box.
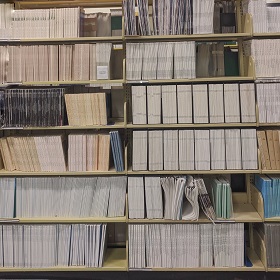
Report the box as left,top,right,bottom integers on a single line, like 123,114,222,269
266,130,277,170
257,131,271,170
273,131,280,170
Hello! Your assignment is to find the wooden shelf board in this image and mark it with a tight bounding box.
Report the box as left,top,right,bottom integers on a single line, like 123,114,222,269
0,170,125,176
126,77,255,84
19,80,124,86
125,33,251,42
127,169,259,175
127,123,257,129
132,249,264,271
267,268,280,272
259,123,280,127
1,216,126,224
0,121,125,131
0,248,127,272
253,33,280,38
0,37,123,44
128,203,262,223
264,217,280,222
261,170,280,174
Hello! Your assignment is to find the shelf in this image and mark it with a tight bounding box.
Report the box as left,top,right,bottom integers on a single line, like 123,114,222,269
127,169,260,175
132,249,264,272
0,248,127,272
261,170,280,174
126,77,255,84
128,203,262,224
0,216,127,224
0,170,126,176
127,123,257,129
125,33,251,42
259,123,280,127
0,36,123,44
0,121,126,131
21,80,124,86
253,33,280,39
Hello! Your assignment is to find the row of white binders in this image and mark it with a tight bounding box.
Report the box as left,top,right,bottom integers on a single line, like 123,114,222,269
132,129,258,171
128,175,232,221
0,132,124,172
129,223,244,268
0,224,107,268
0,43,113,84
131,83,256,124
0,177,126,219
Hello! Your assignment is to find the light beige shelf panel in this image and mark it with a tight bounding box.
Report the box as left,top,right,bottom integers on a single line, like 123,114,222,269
253,33,280,39
0,121,125,131
261,170,280,174
17,79,125,86
0,248,127,272
0,36,123,44
125,33,251,42
127,169,260,175
127,77,255,84
0,169,125,176
139,249,264,272
127,122,257,129
129,193,262,223
0,216,126,224
259,123,280,127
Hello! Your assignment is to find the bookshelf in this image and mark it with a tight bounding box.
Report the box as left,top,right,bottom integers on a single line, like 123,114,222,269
0,0,280,275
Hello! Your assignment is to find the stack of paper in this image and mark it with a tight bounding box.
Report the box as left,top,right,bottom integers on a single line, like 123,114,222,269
131,86,147,124
161,85,177,124
240,83,256,123
210,129,226,170
225,129,242,169
163,130,179,170
255,175,280,218
0,4,12,39
177,85,192,123
205,176,233,219
257,82,280,123
174,42,196,79
213,223,244,267
0,223,107,268
0,135,66,172
182,176,200,221
142,43,159,79
96,43,112,80
193,84,209,123
257,130,280,170
241,129,258,170
132,130,148,171
1,88,65,127
15,177,126,218
65,92,107,126
128,176,145,219
110,131,124,172
195,130,210,170
0,178,14,218
68,133,111,172
123,0,137,35
209,84,224,123
0,46,8,84
178,130,195,170
157,43,174,79
195,178,216,221
126,43,143,81
264,223,280,268
145,176,163,219
147,86,161,124
224,83,240,123
148,130,163,170
129,223,245,268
